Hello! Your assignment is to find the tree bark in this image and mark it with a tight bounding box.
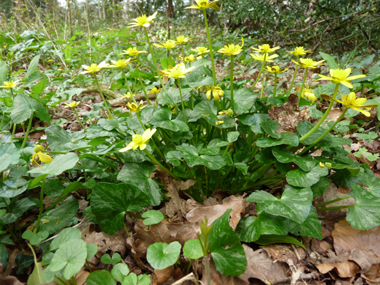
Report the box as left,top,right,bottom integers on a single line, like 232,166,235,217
67,0,73,37
168,0,175,18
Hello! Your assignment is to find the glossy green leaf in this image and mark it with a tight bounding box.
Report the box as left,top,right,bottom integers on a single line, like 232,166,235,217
256,132,299,147
358,172,380,197
227,131,239,143
50,228,81,251
0,142,20,165
86,270,116,285
11,94,50,123
150,107,189,132
311,177,330,197
183,239,203,260
0,244,8,271
46,125,88,151
347,184,380,230
238,113,270,134
209,209,247,277
157,87,191,105
229,87,257,114
28,153,79,176
117,162,162,206
193,100,236,129
27,262,45,285
111,263,130,281
286,165,328,187
287,207,322,239
142,210,164,225
272,147,317,172
0,178,28,198
91,182,151,235
1,198,36,224
147,241,181,270
22,230,49,245
330,168,360,189
247,185,313,224
254,235,306,249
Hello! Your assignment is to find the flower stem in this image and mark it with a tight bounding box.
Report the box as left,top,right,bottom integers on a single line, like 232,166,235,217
300,108,347,154
230,55,235,111
273,73,278,97
144,149,178,179
288,63,299,96
135,61,151,105
122,69,138,104
73,108,86,132
21,111,34,149
93,74,113,118
123,222,130,237
299,84,340,143
136,112,146,130
181,45,186,62
260,71,266,98
178,79,188,125
298,67,308,101
317,195,351,207
203,9,216,85
252,54,266,90
11,123,16,141
204,255,211,285
144,27,166,91
34,175,47,233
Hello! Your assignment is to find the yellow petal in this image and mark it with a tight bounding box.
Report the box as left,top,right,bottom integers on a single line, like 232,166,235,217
340,81,353,89
39,152,53,163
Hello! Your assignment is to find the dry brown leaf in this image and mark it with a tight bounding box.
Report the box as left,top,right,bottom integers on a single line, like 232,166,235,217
326,108,344,122
322,183,355,212
311,239,333,256
349,249,380,273
186,195,245,232
0,249,19,277
201,257,248,285
332,219,380,258
0,276,24,285
262,244,306,266
74,269,90,285
171,273,198,285
317,250,362,278
152,266,175,285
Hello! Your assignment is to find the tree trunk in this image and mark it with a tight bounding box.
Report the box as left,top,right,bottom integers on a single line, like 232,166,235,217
168,0,175,18
67,0,73,37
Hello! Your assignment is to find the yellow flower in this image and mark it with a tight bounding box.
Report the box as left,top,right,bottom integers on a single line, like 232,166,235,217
191,46,210,55
218,38,244,56
251,44,280,54
119,128,157,152
128,12,157,28
123,92,134,99
185,0,219,11
216,121,224,125
317,68,366,89
292,58,325,69
65,101,80,108
127,101,145,113
153,40,177,50
176,36,191,45
287,47,312,56
205,85,224,101
301,88,317,105
31,145,53,167
0,80,18,89
80,62,110,74
319,162,325,168
321,92,378,117
121,47,148,57
265,66,288,74
109,59,132,69
148,87,161,94
250,53,278,62
179,54,197,63
162,63,195,79
218,109,234,117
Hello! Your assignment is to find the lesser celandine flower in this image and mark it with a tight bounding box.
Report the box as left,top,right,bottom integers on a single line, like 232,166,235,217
250,53,278,62
265,66,288,74
80,62,110,74
251,44,280,54
179,54,198,63
148,87,161,95
292,58,325,69
153,40,177,50
216,121,224,125
65,101,80,108
109,59,132,69
176,36,191,45
127,101,145,113
205,85,224,101
31,145,53,167
128,12,157,28
321,92,378,117
287,47,312,56
301,88,317,104
317,68,366,89
192,46,210,55
123,92,133,99
185,0,219,11
218,109,234,117
121,47,147,57
119,128,156,152
0,80,18,89
218,38,244,56
163,63,195,79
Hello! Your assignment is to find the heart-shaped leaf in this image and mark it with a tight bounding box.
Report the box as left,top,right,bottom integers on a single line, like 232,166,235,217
28,153,79,176
1,198,36,224
50,228,81,251
272,147,317,172
286,165,328,187
142,210,164,225
46,125,88,152
183,239,203,260
86,270,116,285
147,241,181,270
101,253,121,264
193,101,236,129
150,108,189,132
11,94,50,123
256,132,299,147
111,263,129,282
22,230,49,245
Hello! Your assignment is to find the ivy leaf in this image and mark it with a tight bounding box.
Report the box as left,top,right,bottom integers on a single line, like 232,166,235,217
311,177,330,197
91,182,151,235
28,153,79,176
22,230,49,245
183,239,203,260
286,165,328,187
86,270,116,285
101,253,121,264
272,147,317,172
147,241,181,270
49,239,87,280
347,184,380,230
142,210,164,226
150,107,189,132
287,207,322,239
247,185,313,224
117,162,162,206
209,209,247,277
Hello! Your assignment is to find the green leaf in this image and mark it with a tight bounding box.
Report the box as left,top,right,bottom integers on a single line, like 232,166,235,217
347,184,380,230
183,239,204,260
101,253,121,264
46,125,88,152
256,132,299,147
227,131,239,143
209,209,247,277
1,198,36,224
91,183,151,235
358,172,380,197
185,72,213,89
25,55,41,79
289,207,322,239
98,117,127,131
27,262,45,285
28,153,79,176
260,120,281,138
0,244,8,271
229,87,257,114
111,263,129,281
330,168,359,189
311,177,330,197
31,76,48,95
254,235,306,249
176,143,226,170
86,243,98,259
238,113,270,134
0,60,8,86
16,253,34,275
22,230,49,245
193,100,236,128
0,142,20,165
45,179,65,198
247,185,313,224
319,52,339,69
117,162,162,206
147,241,181,270
38,196,79,235
11,94,51,123
150,107,189,132
157,87,191,105
86,270,117,285
123,273,137,285
49,239,87,280
0,154,12,173
272,147,317,172
142,210,164,225
0,178,29,198
286,165,328,187
50,228,81,251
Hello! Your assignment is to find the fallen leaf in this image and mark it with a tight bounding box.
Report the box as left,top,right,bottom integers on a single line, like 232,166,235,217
0,276,23,285
152,266,175,285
